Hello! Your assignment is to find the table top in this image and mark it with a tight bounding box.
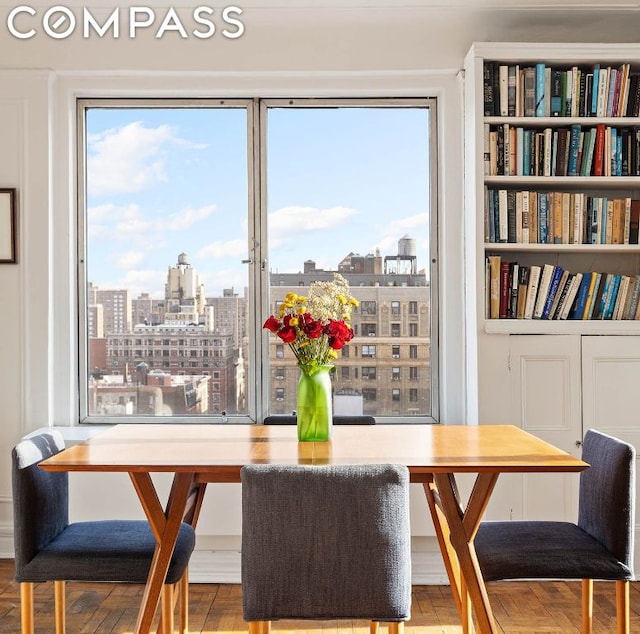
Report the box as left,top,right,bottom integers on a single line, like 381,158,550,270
39,424,588,482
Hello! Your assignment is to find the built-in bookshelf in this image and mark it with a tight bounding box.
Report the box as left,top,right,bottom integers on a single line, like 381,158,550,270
465,43,640,334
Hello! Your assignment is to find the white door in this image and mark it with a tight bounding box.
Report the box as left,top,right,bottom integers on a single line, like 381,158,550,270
496,335,582,522
582,335,640,572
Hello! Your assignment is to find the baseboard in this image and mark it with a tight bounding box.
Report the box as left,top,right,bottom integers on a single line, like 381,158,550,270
187,546,448,585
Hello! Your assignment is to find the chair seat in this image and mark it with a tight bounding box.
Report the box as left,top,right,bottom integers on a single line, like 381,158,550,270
475,521,634,582
18,520,196,584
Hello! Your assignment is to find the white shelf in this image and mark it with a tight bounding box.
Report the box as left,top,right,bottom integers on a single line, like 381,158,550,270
485,319,640,335
484,176,640,187
484,243,640,253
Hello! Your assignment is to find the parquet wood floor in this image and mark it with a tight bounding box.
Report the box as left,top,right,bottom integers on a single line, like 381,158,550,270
0,559,638,633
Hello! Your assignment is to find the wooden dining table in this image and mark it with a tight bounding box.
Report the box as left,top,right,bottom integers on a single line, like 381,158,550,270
38,423,587,634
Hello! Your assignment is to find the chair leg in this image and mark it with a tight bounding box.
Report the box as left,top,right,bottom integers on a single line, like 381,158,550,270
616,580,630,634
248,621,271,634
160,583,174,634
581,578,593,634
388,622,404,634
54,580,65,634
370,622,379,633
19,583,34,634
179,569,189,634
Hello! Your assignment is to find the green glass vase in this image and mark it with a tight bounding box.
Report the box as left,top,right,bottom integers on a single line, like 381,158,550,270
296,364,333,441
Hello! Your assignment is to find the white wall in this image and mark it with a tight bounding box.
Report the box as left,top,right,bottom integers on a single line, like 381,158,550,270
0,1,636,582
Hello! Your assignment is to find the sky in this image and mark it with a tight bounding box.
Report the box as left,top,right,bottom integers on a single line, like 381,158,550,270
86,104,430,298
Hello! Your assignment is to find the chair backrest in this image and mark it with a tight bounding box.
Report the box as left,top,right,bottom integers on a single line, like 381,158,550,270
240,463,411,622
263,415,375,425
12,431,69,578
578,429,636,569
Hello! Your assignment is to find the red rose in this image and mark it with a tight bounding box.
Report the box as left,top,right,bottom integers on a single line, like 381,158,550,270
325,320,354,349
277,325,297,343
263,315,281,333
303,319,323,338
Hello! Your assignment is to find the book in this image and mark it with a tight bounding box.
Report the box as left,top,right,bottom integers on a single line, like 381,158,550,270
593,124,606,176
551,272,573,320
613,275,630,320
524,265,541,319
626,276,640,319
567,123,582,176
629,199,640,244
603,274,622,320
560,272,583,320
516,265,530,319
569,272,592,319
499,260,511,318
555,127,570,176
550,69,562,116
596,66,609,117
542,267,565,319
583,272,600,319
523,66,536,117
498,189,508,242
593,273,610,319
622,276,637,319
509,262,519,318
488,255,501,319
499,65,509,116
482,62,497,117
591,64,600,115
535,63,546,116
533,264,555,319
507,64,517,116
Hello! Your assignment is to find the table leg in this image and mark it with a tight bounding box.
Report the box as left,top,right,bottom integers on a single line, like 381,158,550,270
424,472,499,634
129,472,197,634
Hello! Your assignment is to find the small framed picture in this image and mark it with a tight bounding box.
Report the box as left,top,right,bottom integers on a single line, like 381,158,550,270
0,188,17,263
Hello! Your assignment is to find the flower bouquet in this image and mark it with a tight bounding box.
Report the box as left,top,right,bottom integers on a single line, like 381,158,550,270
263,273,358,440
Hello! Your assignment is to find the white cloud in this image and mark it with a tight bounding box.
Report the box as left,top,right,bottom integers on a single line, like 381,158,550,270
115,251,146,270
122,269,167,298
87,122,175,196
164,204,217,231
269,205,357,247
196,238,247,259
374,212,429,254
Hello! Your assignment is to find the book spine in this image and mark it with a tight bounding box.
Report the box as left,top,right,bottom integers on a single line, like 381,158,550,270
569,272,592,319
499,260,511,318
533,264,555,319
550,69,562,116
541,267,564,319
483,62,496,116
567,124,582,176
524,265,542,319
535,63,546,117
560,272,583,320
488,255,501,319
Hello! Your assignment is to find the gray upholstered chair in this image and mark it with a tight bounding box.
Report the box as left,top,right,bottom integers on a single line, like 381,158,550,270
263,415,375,425
12,430,196,634
240,463,412,634
472,429,635,634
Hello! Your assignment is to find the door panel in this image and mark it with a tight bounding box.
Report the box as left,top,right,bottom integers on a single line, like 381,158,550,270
507,335,582,521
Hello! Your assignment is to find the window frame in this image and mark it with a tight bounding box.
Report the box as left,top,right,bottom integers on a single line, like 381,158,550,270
76,96,440,424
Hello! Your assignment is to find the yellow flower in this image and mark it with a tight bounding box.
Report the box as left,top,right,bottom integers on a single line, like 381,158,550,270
337,294,347,304
327,349,338,359
349,298,359,307
289,317,299,327
297,306,307,315
296,295,307,303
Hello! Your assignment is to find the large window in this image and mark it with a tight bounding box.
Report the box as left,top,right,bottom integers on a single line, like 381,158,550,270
79,98,438,423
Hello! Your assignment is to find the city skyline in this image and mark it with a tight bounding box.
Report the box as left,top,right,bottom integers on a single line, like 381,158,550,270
85,104,430,298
